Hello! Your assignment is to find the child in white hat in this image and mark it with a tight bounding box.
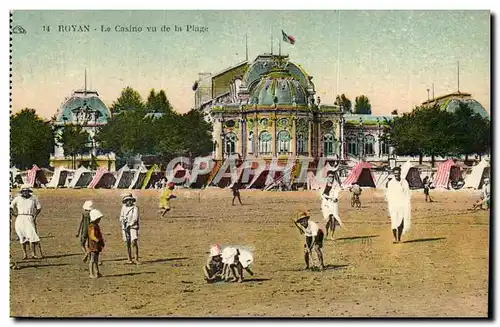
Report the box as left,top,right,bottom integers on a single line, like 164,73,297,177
120,194,140,264
88,209,105,278
76,200,93,262
203,244,224,283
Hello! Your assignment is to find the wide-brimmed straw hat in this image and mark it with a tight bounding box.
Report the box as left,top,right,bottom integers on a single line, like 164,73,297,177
295,210,310,224
82,200,94,211
89,209,103,222
20,184,33,192
122,194,136,203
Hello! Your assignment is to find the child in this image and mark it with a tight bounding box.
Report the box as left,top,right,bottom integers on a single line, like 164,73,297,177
471,178,490,210
88,209,105,279
159,183,177,217
292,211,325,271
349,182,362,207
231,182,243,206
121,194,140,264
221,246,254,282
76,200,93,262
422,175,434,202
203,245,225,283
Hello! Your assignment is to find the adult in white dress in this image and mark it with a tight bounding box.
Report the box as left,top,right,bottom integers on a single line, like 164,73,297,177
386,167,411,243
321,171,343,238
10,184,43,259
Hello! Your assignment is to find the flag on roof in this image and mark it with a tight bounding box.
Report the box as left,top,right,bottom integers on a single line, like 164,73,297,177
282,30,295,45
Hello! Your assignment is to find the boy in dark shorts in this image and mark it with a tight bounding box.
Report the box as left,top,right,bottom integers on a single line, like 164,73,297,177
76,200,93,262
203,245,225,283
293,211,325,271
422,176,434,202
88,209,105,279
231,182,243,206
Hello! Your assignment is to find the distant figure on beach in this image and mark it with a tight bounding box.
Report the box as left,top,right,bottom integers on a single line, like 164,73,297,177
321,171,343,239
422,175,434,202
231,182,243,206
88,209,105,279
159,183,177,217
120,194,140,264
471,178,490,210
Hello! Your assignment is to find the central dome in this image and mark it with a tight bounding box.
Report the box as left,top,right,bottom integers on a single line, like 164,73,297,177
56,90,111,124
251,71,308,105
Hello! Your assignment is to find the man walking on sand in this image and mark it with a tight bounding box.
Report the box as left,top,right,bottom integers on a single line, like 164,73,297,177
386,167,412,243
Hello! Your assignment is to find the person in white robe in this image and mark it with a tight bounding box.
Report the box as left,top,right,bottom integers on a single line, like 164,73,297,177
321,172,343,239
120,194,140,264
10,185,43,259
386,167,411,243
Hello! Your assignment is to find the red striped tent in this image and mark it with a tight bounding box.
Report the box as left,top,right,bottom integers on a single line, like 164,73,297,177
342,161,376,188
27,165,48,187
88,167,116,189
433,159,461,189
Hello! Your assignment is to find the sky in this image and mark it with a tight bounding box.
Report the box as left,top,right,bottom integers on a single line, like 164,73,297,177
11,10,490,119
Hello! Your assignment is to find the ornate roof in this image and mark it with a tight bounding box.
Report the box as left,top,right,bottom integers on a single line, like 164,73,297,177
442,98,489,118
55,90,111,125
240,54,315,106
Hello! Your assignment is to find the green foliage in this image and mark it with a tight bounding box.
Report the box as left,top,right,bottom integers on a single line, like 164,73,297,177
96,87,213,164
382,103,491,161
146,89,173,114
10,109,55,169
334,94,352,113
354,95,372,114
391,109,398,115
56,125,90,169
109,86,144,114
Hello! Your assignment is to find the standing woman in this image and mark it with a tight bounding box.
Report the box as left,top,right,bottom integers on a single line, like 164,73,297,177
10,185,43,259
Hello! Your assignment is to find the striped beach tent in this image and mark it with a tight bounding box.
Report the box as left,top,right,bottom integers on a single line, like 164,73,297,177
88,167,108,189
433,159,456,189
26,165,48,188
342,161,376,188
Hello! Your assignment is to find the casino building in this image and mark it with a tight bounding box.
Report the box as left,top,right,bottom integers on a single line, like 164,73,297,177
194,53,490,165
194,54,344,162
50,87,116,171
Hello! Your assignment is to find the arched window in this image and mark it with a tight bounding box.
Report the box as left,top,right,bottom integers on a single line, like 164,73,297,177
259,131,272,155
347,136,358,156
381,140,390,156
248,131,254,154
297,133,307,154
323,133,335,156
225,132,237,155
364,134,375,156
278,130,291,154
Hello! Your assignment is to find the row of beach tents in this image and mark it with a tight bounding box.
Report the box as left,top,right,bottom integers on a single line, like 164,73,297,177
10,158,490,191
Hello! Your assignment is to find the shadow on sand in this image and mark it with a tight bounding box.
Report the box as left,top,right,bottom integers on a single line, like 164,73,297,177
335,235,379,241
43,253,82,259
403,237,446,243
16,263,70,270
143,257,189,264
105,271,156,278
241,278,270,283
323,264,349,271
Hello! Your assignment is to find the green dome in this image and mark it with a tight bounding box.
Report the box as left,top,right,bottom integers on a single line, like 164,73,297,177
56,90,111,124
250,71,307,105
443,99,489,118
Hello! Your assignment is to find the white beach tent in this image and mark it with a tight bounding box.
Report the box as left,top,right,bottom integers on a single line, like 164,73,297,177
113,165,132,188
69,166,93,188
46,167,73,188
129,163,148,189
463,159,490,189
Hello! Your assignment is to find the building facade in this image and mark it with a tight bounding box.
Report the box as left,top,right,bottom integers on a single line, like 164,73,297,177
196,54,344,162
50,88,116,171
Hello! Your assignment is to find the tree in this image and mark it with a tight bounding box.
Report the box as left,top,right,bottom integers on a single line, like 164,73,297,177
391,109,398,115
146,89,173,114
449,102,490,160
109,87,145,114
56,125,90,169
10,109,55,169
354,95,372,114
334,94,352,113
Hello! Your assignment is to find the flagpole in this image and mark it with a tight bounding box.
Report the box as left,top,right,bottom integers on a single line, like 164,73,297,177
279,35,282,57
336,10,341,99
245,33,248,62
271,27,273,54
